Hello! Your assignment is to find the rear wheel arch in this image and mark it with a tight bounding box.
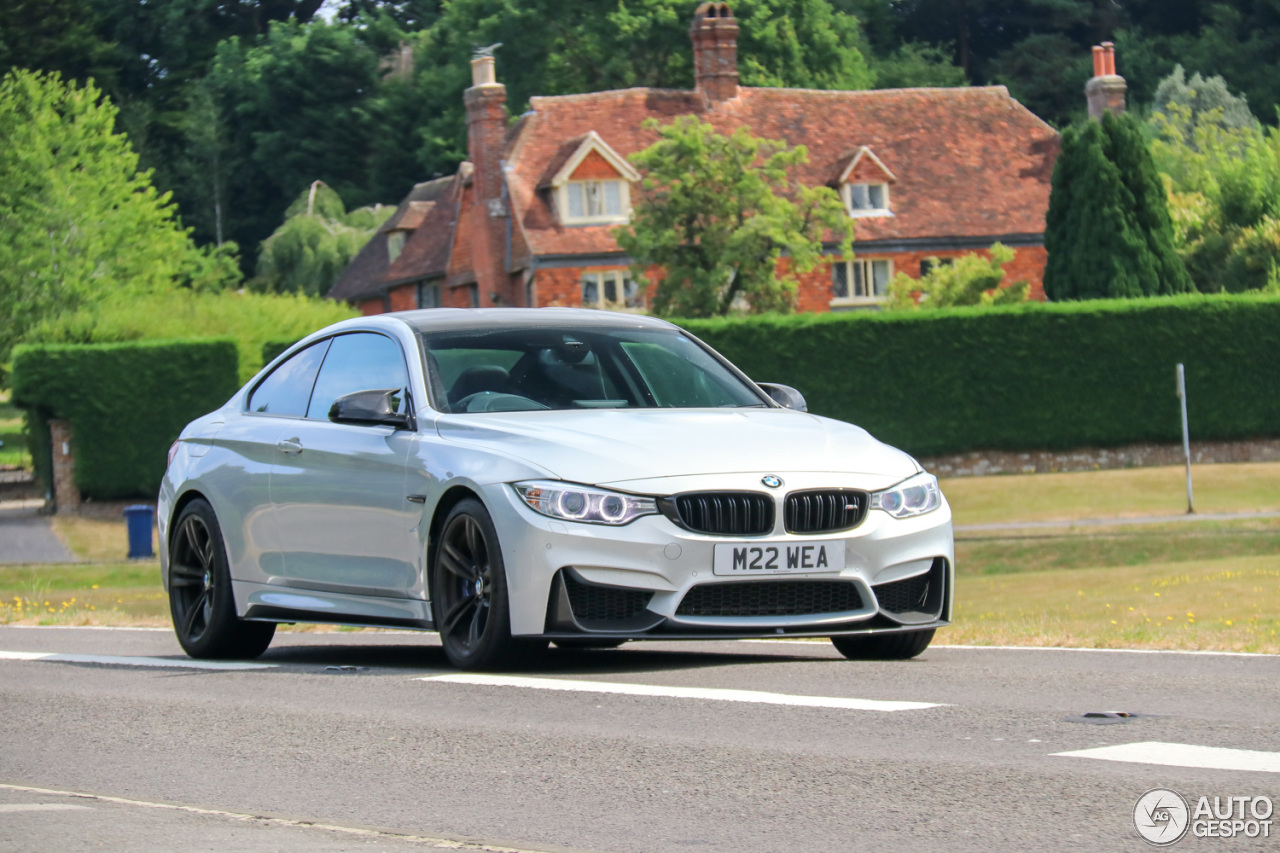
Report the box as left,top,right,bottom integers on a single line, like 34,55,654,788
167,489,210,552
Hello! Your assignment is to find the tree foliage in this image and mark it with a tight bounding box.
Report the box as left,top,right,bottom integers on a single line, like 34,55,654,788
885,244,1029,309
1044,112,1193,300
1149,83,1280,294
616,117,853,317
0,70,235,375
255,181,392,296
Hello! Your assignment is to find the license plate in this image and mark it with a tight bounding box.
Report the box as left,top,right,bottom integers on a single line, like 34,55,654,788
712,541,846,576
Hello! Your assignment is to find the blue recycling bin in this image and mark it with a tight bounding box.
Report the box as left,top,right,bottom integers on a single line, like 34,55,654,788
124,505,155,558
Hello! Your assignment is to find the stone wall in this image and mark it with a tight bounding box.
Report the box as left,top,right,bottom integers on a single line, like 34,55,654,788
919,437,1280,478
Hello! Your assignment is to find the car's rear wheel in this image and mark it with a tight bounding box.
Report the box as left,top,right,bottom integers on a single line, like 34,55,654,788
830,629,935,660
168,499,275,659
432,498,543,670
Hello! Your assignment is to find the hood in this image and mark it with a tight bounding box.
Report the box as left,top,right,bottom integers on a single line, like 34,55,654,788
434,408,918,487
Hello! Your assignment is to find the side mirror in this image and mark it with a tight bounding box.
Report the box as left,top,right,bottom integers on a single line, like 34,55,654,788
757,382,808,412
329,389,414,429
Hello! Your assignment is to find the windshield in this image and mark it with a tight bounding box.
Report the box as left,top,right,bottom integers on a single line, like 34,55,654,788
421,325,768,414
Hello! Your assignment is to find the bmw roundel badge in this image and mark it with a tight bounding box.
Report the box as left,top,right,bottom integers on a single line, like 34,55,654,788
761,475,783,489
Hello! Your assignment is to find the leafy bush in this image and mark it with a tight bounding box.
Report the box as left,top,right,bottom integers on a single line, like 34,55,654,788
682,294,1280,457
24,289,356,383
11,340,240,500
885,243,1029,310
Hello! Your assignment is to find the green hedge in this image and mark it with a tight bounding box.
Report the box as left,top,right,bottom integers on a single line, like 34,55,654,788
11,339,239,500
683,294,1280,457
261,339,299,367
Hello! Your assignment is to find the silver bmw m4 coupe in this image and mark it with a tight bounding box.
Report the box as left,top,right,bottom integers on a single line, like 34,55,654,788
159,309,954,669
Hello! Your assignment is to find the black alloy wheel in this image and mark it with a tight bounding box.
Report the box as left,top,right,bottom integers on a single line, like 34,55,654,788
431,498,544,670
830,628,935,660
168,499,274,659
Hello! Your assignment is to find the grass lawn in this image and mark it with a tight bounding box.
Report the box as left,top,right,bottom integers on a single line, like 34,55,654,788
941,461,1280,526
2,462,1277,652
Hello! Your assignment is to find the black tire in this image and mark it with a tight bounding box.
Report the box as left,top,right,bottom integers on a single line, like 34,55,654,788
431,498,542,670
552,639,627,650
830,629,935,661
168,499,275,660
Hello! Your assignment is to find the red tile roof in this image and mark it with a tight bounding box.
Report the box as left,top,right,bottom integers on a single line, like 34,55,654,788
330,83,1057,302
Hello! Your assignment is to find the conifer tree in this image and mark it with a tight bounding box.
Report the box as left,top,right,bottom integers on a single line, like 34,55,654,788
1044,113,1191,300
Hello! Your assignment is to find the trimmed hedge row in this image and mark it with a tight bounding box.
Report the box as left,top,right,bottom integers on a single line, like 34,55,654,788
12,339,240,500
261,339,299,367
683,294,1280,457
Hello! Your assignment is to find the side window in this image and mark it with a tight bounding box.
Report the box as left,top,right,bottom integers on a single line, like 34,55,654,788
247,340,330,417
306,332,411,420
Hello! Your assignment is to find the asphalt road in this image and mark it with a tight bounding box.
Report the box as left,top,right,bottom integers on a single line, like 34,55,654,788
2,626,1278,852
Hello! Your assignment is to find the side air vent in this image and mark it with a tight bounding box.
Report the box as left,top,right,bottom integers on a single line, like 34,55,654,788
662,492,774,536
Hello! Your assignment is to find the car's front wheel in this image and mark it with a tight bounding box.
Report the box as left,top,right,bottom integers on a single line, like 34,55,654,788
168,499,275,659
830,629,935,660
431,498,542,670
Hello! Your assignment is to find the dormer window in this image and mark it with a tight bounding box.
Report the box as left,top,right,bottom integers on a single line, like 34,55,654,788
845,182,889,216
387,230,408,262
566,180,627,222
837,146,896,219
548,131,641,227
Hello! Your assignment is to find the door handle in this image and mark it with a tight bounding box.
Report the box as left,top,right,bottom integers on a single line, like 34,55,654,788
276,437,303,456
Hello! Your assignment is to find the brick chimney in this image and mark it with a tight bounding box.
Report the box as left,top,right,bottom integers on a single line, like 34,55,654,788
1085,42,1126,119
691,2,739,103
464,52,512,306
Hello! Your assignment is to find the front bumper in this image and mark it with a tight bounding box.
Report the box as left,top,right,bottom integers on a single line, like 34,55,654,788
484,475,955,639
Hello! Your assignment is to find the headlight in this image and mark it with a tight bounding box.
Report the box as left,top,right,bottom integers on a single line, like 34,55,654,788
513,481,658,526
870,472,942,519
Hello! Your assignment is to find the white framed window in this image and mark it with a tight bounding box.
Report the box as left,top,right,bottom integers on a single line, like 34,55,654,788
561,180,630,225
581,270,644,310
832,258,892,303
387,230,408,262
844,182,890,217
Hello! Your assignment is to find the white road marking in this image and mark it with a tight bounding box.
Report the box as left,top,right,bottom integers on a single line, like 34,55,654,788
0,650,274,670
1054,741,1280,773
0,803,93,812
0,625,171,632
935,644,1278,659
419,673,944,711
0,784,548,851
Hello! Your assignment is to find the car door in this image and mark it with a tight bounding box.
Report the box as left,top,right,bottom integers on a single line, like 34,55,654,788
225,338,332,582
270,331,420,597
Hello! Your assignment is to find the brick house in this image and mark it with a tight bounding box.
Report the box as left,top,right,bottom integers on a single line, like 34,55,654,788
329,2,1061,315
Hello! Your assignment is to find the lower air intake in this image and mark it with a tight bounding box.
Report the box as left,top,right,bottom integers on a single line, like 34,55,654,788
564,571,654,623
873,572,932,615
676,580,864,617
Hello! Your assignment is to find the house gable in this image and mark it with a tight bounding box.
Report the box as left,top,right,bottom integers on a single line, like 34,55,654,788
838,146,897,185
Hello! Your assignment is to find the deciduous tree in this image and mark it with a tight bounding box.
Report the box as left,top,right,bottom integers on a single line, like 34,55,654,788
0,71,230,373
616,117,853,317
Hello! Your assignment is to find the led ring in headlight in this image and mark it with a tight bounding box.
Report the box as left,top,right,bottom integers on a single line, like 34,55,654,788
515,481,657,526
871,472,943,519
